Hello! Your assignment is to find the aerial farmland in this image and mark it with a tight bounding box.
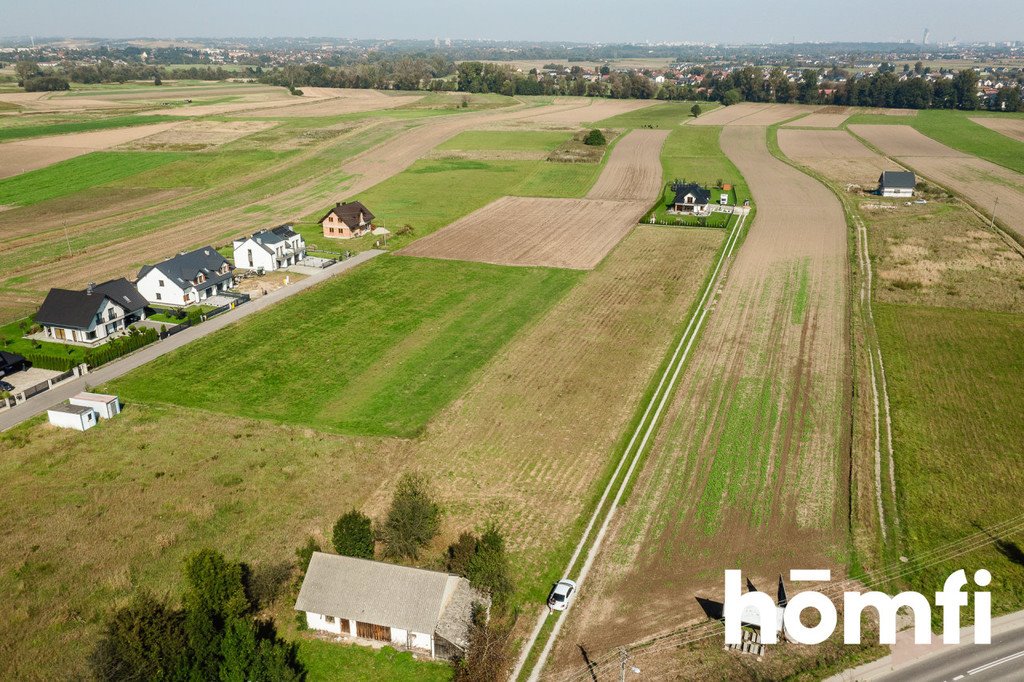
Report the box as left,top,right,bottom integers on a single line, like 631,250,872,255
1,23,1024,682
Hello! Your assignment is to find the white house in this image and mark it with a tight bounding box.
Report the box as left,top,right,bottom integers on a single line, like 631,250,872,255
879,170,916,198
47,402,98,431
70,392,121,419
668,181,712,215
136,247,234,306
232,224,306,272
295,552,488,660
35,278,147,345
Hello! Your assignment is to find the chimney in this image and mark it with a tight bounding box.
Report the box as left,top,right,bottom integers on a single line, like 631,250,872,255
204,249,210,256
86,282,95,295
336,201,341,207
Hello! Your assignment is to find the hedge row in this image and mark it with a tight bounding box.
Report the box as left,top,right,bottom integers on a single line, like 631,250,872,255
21,352,75,372
84,327,158,368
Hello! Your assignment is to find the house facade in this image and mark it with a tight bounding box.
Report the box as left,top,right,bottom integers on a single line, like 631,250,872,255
320,201,375,239
295,552,487,660
879,170,916,198
668,182,712,215
136,247,234,306
233,224,306,272
35,279,147,345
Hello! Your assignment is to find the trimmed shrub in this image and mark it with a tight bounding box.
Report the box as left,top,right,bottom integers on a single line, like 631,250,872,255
84,327,158,368
332,509,375,559
22,351,74,372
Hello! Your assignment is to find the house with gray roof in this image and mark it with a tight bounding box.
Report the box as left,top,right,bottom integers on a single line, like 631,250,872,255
295,552,488,660
668,181,713,215
35,278,147,345
135,247,234,306
878,170,916,198
232,224,306,272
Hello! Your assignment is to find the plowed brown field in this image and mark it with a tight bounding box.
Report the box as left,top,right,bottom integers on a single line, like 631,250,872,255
397,129,667,269
783,110,852,128
690,102,817,126
516,98,655,125
969,116,1024,143
778,128,906,186
851,124,1024,240
549,125,849,672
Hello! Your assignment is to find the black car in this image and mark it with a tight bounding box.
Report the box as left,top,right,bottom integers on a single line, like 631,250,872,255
0,380,14,392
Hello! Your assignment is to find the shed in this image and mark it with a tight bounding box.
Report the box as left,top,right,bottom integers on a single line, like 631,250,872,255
47,402,97,431
70,392,121,419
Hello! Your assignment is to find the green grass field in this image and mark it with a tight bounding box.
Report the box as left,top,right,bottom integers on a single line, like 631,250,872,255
0,151,188,206
437,129,572,152
0,114,182,142
875,302,1024,613
595,100,716,129
109,256,580,436
845,109,1024,175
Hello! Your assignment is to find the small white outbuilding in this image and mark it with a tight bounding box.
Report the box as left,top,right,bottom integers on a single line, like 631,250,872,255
47,402,98,431
70,392,121,419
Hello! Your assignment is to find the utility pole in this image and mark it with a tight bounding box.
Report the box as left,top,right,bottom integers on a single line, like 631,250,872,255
989,196,999,230
619,648,641,681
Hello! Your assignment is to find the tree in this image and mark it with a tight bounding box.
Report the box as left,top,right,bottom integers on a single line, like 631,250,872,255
332,509,375,559
219,618,302,682
583,129,606,146
14,59,39,84
446,531,479,576
952,69,979,110
182,550,250,679
154,74,162,86
721,88,742,106
467,525,514,606
453,607,514,682
295,536,320,576
690,103,702,118
90,593,189,681
380,473,441,560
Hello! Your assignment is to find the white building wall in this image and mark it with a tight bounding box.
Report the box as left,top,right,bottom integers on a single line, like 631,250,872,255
306,612,343,635
70,396,121,419
47,409,96,431
882,187,914,198
137,269,190,305
233,240,276,271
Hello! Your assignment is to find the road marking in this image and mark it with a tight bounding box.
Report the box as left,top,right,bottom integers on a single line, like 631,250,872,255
954,674,964,680
967,649,1024,675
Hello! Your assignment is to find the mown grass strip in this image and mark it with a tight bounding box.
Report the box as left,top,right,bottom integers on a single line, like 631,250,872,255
0,114,181,142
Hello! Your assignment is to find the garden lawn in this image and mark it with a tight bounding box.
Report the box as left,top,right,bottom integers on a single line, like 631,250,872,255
875,303,1024,614
845,109,1024,175
0,151,187,206
109,255,580,436
297,641,452,682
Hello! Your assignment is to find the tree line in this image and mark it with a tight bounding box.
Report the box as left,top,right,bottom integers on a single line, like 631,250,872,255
11,58,260,91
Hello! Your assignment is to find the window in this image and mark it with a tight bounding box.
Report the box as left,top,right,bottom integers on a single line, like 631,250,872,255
155,292,162,301
247,249,254,267
158,279,165,287
325,615,335,624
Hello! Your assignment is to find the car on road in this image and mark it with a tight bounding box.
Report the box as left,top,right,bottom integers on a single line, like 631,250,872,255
548,578,577,611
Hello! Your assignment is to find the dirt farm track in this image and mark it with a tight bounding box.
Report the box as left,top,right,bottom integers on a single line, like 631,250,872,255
398,129,668,269
548,123,850,672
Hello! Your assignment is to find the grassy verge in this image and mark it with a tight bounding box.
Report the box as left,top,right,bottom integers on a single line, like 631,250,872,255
109,256,580,437
297,640,452,682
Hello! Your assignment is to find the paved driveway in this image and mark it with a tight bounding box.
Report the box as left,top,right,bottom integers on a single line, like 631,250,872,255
0,250,384,432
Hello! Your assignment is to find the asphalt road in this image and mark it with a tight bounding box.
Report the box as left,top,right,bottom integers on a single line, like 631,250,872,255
874,624,1024,682
0,250,383,432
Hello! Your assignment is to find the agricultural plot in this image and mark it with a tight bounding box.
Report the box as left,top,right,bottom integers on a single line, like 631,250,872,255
850,124,1024,241
229,88,423,118
970,116,1024,143
397,196,643,269
397,129,667,269
778,128,904,187
116,119,275,151
595,100,711,129
551,124,849,662
109,256,580,436
0,220,722,682
875,304,1024,612
516,97,656,125
783,106,853,128
688,102,816,126
0,121,182,179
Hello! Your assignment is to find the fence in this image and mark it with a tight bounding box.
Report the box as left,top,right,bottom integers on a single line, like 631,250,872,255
0,365,82,413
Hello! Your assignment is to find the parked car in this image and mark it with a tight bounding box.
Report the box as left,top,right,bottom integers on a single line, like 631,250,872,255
548,578,577,611
0,380,14,392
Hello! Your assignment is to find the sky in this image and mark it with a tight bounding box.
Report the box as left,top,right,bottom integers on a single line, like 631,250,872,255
1,0,1021,45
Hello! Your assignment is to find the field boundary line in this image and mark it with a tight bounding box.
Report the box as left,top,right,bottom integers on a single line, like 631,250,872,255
511,208,749,682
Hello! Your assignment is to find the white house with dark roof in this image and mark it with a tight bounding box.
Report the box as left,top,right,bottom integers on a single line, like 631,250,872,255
668,181,712,215
232,224,306,272
136,247,234,306
35,278,147,345
879,170,916,198
295,552,488,660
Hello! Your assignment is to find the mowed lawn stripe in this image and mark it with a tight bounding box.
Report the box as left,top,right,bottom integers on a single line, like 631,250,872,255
109,256,580,436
